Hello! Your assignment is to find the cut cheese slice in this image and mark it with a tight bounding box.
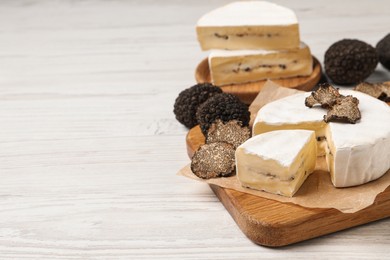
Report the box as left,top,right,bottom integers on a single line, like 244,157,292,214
208,42,312,86
236,130,317,197
253,90,390,187
196,1,300,50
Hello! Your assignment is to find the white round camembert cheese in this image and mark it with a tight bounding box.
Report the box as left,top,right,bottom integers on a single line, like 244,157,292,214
253,90,390,187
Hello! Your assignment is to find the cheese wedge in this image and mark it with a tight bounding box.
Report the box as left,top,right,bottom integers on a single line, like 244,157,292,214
209,42,312,86
236,130,317,197
196,1,300,50
253,90,390,187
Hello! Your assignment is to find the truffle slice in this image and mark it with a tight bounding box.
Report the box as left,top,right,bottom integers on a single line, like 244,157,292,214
191,142,235,179
206,120,251,148
355,82,390,102
325,39,378,85
324,96,361,124
305,83,343,108
305,83,362,124
304,95,318,108
196,93,250,135
381,83,390,102
173,83,222,128
376,33,390,70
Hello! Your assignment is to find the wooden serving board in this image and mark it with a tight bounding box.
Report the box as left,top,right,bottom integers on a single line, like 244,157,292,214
195,56,322,104
186,125,390,247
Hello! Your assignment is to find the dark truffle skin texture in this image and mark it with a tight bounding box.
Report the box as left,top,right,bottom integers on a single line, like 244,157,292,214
191,142,236,179
376,33,390,70
354,82,390,101
305,83,342,108
206,120,251,148
325,39,378,85
305,83,362,124
173,83,222,128
324,96,361,124
196,93,250,135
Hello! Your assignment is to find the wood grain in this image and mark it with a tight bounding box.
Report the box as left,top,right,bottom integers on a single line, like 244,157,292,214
0,0,389,258
186,125,390,246
195,57,322,104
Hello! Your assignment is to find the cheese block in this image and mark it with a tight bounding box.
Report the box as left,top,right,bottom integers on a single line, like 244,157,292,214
208,42,312,86
196,1,300,50
253,90,390,187
236,130,317,197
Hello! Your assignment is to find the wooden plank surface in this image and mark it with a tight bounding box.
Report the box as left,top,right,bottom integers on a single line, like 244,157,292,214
186,126,390,247
0,0,389,258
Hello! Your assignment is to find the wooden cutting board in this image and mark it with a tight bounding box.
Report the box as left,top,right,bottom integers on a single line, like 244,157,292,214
186,125,390,247
195,56,322,104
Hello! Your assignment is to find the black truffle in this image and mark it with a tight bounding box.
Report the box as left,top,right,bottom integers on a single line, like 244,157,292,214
196,93,250,135
305,83,362,124
206,120,251,149
324,96,361,124
355,82,390,102
191,142,235,179
324,39,378,85
173,83,222,128
376,33,390,70
305,83,343,108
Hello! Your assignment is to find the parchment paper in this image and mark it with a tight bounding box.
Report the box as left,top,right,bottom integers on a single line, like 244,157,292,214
178,80,390,213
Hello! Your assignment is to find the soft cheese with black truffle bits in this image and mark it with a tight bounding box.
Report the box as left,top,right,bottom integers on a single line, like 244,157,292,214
253,90,390,187
196,1,315,86
236,130,317,197
209,42,313,86
196,1,300,51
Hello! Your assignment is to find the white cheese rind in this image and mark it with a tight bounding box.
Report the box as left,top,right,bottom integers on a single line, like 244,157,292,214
253,90,390,187
196,1,300,50
236,130,317,197
208,42,312,86
239,129,315,167
197,1,298,27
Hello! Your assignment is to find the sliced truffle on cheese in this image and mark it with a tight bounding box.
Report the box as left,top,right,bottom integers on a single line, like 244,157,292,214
196,1,300,50
236,130,317,197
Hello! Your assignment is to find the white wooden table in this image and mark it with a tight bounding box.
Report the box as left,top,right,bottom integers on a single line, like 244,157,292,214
0,0,389,258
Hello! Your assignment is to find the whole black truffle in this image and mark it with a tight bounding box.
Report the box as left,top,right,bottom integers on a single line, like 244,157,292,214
376,33,390,70
196,93,250,135
173,83,222,128
325,39,378,85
